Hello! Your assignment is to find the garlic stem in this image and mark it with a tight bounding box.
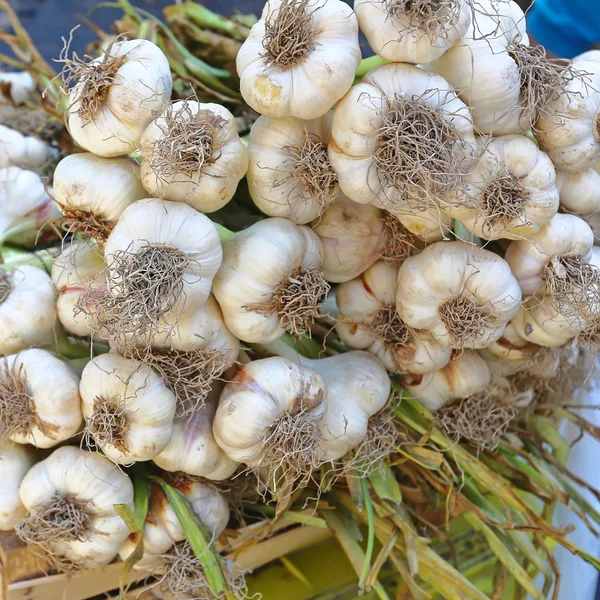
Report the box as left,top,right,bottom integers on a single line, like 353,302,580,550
355,55,389,80
213,222,236,242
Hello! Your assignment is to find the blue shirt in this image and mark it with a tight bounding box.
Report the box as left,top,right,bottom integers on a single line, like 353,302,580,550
527,0,600,58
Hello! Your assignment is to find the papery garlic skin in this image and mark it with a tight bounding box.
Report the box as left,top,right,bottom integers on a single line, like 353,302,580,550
213,218,326,343
0,265,56,355
80,354,176,464
478,321,540,371
402,350,492,411
337,260,452,374
556,168,600,217
213,357,326,466
448,135,559,240
4,349,82,449
0,125,51,171
105,198,223,309
19,446,134,568
313,197,385,283
396,241,522,349
387,205,453,242
247,112,338,223
67,40,172,157
504,213,594,295
0,72,34,105
0,442,34,530
354,0,471,64
141,101,248,213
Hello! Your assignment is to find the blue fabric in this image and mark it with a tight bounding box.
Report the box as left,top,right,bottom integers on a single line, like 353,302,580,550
527,0,600,58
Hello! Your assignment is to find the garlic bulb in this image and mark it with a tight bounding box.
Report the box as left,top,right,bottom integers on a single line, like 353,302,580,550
236,0,361,120
53,153,146,241
448,135,559,240
402,350,491,411
80,353,176,464
17,446,134,568
119,479,229,571
0,349,82,449
396,241,522,349
0,265,56,355
556,167,600,217
337,260,452,374
52,241,107,338
354,0,471,64
0,71,34,105
153,383,239,480
213,218,328,343
213,357,326,487
329,63,475,211
66,39,172,157
536,51,600,172
0,125,51,171
0,166,60,246
247,112,338,223
0,442,34,530
140,101,248,213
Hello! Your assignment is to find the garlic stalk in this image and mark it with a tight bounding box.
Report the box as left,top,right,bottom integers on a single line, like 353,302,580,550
213,218,329,343
329,63,475,212
53,153,146,242
140,100,248,213
396,241,522,349
64,39,172,157
0,71,34,105
0,125,51,171
354,0,472,64
16,446,134,569
556,167,600,217
448,135,559,240
0,442,34,531
0,349,82,449
0,265,56,355
336,260,452,374
80,353,176,464
247,112,339,223
236,0,361,119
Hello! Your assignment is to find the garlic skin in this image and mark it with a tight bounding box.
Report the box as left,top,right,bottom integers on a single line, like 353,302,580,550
448,135,559,240
401,350,492,411
19,446,134,568
504,213,594,295
3,349,82,449
52,241,107,337
396,241,522,349
237,0,360,120
119,480,229,571
67,40,172,157
0,125,51,171
0,265,56,355
105,198,223,310
337,261,452,374
354,0,471,64
0,442,34,530
536,51,600,172
213,357,326,467
53,153,146,240
0,72,34,105
140,101,248,213
80,353,176,464
247,112,339,223
478,322,540,370
556,167,600,217
388,205,453,242
213,218,327,343
313,197,385,283
329,63,475,210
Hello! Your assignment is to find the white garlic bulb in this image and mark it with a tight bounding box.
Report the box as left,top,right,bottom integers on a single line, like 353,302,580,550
141,101,248,213
66,39,172,157
337,260,451,374
0,71,34,105
53,153,146,242
236,0,361,119
0,442,34,530
556,167,600,217
0,265,56,355
247,112,339,223
402,350,492,411
80,353,176,464
18,446,134,568
1,349,82,449
213,218,328,343
396,241,522,349
0,125,51,171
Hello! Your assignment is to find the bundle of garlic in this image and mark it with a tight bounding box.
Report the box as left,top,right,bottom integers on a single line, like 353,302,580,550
0,442,34,531
0,124,51,172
